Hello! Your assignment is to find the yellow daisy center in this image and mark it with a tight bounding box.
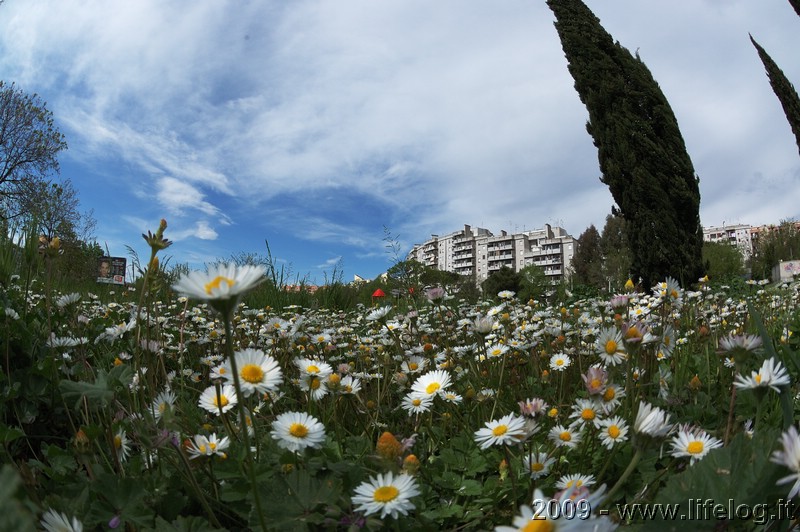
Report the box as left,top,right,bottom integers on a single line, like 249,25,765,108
309,377,321,390
603,388,616,401
521,519,555,532
604,340,617,355
373,485,399,503
412,398,422,406
289,423,309,438
204,276,235,295
590,378,601,389
492,425,508,437
559,431,571,442
209,442,217,451
241,364,264,384
555,359,564,366
198,444,207,453
426,382,441,394
755,374,762,384
581,408,595,421
531,462,544,472
687,441,704,455
408,362,418,371
113,435,122,449
306,365,320,374
608,425,621,439
214,395,229,408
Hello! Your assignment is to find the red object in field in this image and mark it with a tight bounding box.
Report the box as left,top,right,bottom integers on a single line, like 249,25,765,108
372,289,386,298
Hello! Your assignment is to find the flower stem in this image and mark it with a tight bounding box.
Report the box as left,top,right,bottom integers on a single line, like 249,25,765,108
223,315,268,531
602,448,642,506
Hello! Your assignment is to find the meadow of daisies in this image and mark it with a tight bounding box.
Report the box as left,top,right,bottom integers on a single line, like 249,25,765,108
4,225,800,531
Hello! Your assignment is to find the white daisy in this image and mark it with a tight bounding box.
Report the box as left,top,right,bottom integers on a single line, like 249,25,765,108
198,384,238,416
670,426,722,464
401,393,434,416
113,429,131,463
294,357,333,379
771,424,800,499
474,414,529,449
41,509,83,532
410,369,452,397
633,401,672,439
351,472,420,519
172,263,265,314
186,433,230,459
271,411,326,453
222,348,283,397
569,398,603,427
150,389,177,422
339,375,362,395
734,357,791,393
595,327,627,366
596,415,629,449
523,452,555,480
549,353,571,372
548,424,582,449
555,473,595,490
366,305,392,321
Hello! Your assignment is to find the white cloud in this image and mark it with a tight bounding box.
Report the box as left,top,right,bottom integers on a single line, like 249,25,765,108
169,220,219,242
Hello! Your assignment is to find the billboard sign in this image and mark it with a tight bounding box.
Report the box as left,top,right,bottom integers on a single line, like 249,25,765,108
97,256,126,285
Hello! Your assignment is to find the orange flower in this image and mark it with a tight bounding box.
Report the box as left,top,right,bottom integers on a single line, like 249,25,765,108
376,431,402,461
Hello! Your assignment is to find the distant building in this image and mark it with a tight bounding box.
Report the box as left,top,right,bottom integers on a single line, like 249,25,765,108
702,223,754,260
407,224,575,286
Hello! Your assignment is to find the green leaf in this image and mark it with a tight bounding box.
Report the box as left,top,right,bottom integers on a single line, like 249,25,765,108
59,371,114,410
0,425,25,444
0,466,36,532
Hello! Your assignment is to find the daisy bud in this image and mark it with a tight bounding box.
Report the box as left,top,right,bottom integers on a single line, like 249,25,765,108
402,454,420,475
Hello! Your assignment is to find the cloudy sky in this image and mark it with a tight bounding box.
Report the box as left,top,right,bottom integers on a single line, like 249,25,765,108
1,0,798,283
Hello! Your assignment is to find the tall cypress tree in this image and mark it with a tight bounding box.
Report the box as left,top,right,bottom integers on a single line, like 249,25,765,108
750,33,800,158
790,0,800,18
546,0,703,288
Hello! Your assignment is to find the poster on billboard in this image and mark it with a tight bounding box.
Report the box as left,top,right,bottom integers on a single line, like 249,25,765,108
97,257,126,285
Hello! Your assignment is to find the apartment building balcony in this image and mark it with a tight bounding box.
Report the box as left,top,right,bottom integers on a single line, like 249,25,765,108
488,252,513,261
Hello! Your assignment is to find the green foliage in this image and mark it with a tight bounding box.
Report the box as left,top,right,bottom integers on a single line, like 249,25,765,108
748,220,800,280
601,213,632,292
702,241,744,282
547,0,703,288
0,80,68,218
481,266,520,299
642,431,785,531
0,466,36,532
571,224,604,289
750,31,800,158
517,264,550,302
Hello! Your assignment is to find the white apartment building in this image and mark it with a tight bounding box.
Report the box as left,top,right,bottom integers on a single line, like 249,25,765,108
407,224,575,285
703,223,754,260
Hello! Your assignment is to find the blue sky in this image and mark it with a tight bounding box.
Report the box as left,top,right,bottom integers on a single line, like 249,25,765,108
1,0,799,284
